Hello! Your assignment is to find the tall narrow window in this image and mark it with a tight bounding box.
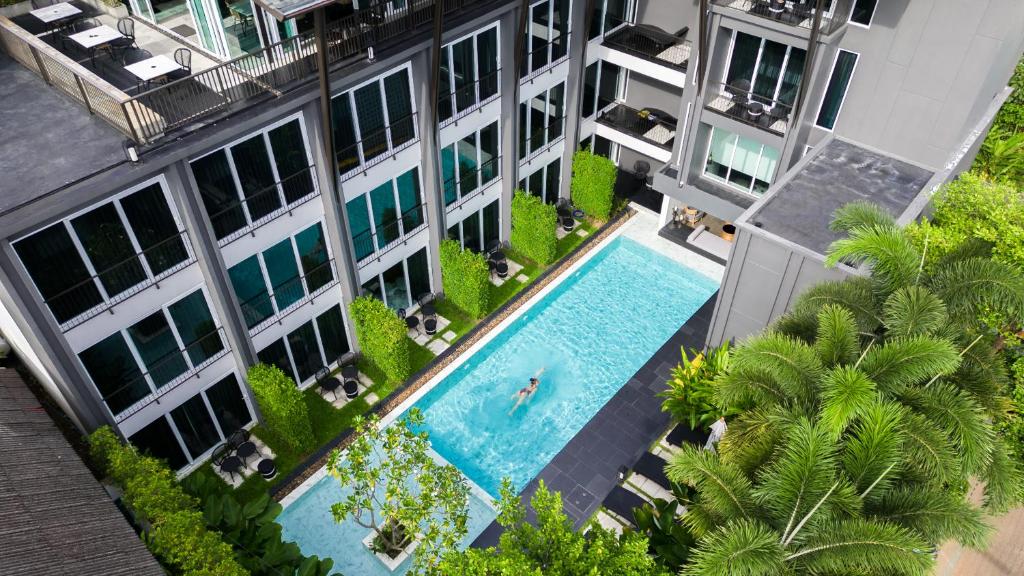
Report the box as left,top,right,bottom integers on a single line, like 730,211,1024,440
229,256,273,328
170,394,221,459
79,333,145,414
14,225,99,323
127,311,188,387
816,50,858,130
206,374,252,435
850,0,877,26
120,184,189,275
231,135,279,220
316,305,350,362
295,223,332,292
129,416,187,470
168,290,223,366
70,204,146,297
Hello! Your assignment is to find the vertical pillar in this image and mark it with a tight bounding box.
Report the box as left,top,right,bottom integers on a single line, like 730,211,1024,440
499,7,521,240
421,0,447,293
557,0,596,199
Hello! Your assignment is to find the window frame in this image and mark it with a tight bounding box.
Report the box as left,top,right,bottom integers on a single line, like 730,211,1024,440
722,30,806,106
517,154,562,204
519,81,567,162
442,120,502,209
701,127,780,197
359,247,434,312
439,22,501,123
522,0,573,78
848,0,877,28
814,49,860,131
345,167,427,263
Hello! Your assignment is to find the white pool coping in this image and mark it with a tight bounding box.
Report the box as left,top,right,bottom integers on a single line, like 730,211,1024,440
280,211,725,509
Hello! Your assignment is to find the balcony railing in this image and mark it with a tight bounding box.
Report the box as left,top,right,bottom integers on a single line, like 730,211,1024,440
445,155,502,210
711,0,852,36
353,203,429,268
212,165,321,246
107,327,229,422
45,231,195,332
439,68,501,127
596,103,677,151
521,115,567,163
244,259,339,336
602,19,691,71
704,81,791,136
521,32,572,81
336,111,419,181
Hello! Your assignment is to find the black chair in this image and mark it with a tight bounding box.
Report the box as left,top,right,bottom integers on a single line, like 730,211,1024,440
228,429,259,465
633,452,673,491
121,47,153,91
315,366,342,401
418,293,436,318
728,78,752,105
398,308,420,334
212,444,243,481
30,0,55,8
765,104,789,130
109,17,137,62
602,486,647,528
73,17,100,31
424,316,438,336
494,261,509,279
341,362,359,382
485,239,502,256
164,47,191,82
556,198,573,219
745,100,765,123
792,0,813,20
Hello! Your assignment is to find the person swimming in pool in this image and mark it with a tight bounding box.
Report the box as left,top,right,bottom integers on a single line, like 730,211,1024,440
509,367,545,415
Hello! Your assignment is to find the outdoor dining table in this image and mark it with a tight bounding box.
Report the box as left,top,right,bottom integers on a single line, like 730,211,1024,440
29,2,81,26
125,54,181,84
68,24,122,65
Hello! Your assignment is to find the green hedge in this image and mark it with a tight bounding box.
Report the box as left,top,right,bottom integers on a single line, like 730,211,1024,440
247,364,315,453
510,190,557,265
88,427,248,576
350,296,411,384
439,239,491,318
571,149,617,220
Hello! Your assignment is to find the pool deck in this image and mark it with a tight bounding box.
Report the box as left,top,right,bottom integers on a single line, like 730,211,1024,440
471,291,717,546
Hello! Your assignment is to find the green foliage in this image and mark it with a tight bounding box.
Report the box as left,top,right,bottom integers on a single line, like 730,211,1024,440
327,409,470,573
659,343,733,430
439,479,668,575
349,295,411,385
87,427,249,576
438,239,491,319
633,498,696,571
973,58,1024,184
510,190,557,265
247,363,315,453
570,149,617,220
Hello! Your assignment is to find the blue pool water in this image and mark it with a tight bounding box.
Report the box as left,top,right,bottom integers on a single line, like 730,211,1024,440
278,236,718,575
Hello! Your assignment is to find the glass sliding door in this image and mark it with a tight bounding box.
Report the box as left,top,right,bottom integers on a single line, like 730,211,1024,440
316,305,350,362
258,338,295,382
725,31,806,105
295,223,332,291
120,184,189,275
168,290,223,365
170,393,221,460
70,205,147,297
129,416,187,469
703,127,780,196
287,321,321,383
229,256,273,328
263,239,303,310
128,311,189,387
363,248,432,310
332,68,417,176
206,374,253,435
14,224,100,323
345,167,423,261
79,333,146,415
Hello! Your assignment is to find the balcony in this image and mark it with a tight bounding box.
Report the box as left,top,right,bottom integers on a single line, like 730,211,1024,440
336,112,419,182
438,67,501,127
602,21,691,72
704,81,791,136
352,203,429,268
596,103,677,161
212,164,322,246
444,155,502,211
242,258,340,336
711,0,852,36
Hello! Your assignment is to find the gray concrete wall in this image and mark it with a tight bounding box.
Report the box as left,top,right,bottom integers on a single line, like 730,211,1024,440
625,73,684,114
634,0,698,36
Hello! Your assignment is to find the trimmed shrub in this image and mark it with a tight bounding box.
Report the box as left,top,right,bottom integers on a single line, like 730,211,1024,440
246,363,315,453
510,190,557,265
439,239,491,318
350,296,411,384
571,149,617,220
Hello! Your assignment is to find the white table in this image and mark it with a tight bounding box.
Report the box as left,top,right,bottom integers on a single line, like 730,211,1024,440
125,55,180,82
30,2,81,24
68,24,122,49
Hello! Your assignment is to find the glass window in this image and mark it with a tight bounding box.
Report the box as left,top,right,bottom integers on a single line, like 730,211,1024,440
483,200,500,249
703,127,779,196
597,62,621,110
462,211,481,252
316,305,350,362
269,120,315,204
528,0,550,74
70,204,146,297
120,184,188,276
582,63,598,118
295,223,332,292
406,248,431,303
362,276,383,301
478,27,499,100
726,32,760,86
369,180,400,249
551,0,569,61
778,50,806,106
442,144,458,206
753,40,787,100
355,82,387,162
384,70,415,146
231,135,280,220
332,96,360,173
816,51,858,130
229,256,273,328
397,168,423,231
545,157,561,204
128,311,188,388
79,332,145,414
258,338,295,382
263,239,303,310
548,83,565,141
851,0,877,25
205,374,252,436
15,224,101,323
170,393,221,459
129,416,187,470
458,132,479,197
452,36,475,113
346,195,373,261
168,290,223,366
480,122,499,184
287,320,322,382
192,151,246,239
382,259,410,311
518,101,528,160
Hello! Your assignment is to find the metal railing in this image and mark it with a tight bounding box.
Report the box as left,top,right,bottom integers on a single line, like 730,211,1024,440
336,111,419,181
353,203,429,267
45,231,195,332
211,164,321,246
244,258,339,335
438,68,501,127
596,103,677,150
704,81,792,136
445,155,501,210
521,32,572,81
521,115,567,163
711,0,852,35
108,327,229,422
601,19,691,71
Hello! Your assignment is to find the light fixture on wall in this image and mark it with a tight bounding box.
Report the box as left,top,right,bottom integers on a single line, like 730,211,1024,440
122,140,140,163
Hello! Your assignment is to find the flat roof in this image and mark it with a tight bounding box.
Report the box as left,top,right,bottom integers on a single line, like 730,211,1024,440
254,0,337,21
748,139,934,254
0,52,125,215
0,370,164,576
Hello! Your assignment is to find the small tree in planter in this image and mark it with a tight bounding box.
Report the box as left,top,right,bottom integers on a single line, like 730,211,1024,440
349,296,411,385
247,363,315,453
327,409,470,572
439,239,491,318
510,190,557,265
571,149,618,220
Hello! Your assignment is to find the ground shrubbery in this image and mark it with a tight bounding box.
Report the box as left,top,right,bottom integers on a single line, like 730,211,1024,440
510,190,557,265
439,238,491,318
349,295,411,385
247,363,315,453
571,149,618,220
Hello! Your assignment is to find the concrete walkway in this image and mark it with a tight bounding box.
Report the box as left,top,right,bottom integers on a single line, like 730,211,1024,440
935,504,1024,575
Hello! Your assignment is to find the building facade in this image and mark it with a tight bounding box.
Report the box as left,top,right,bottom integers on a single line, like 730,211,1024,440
0,0,1021,473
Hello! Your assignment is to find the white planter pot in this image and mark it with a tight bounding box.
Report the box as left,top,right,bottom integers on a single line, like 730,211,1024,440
362,530,420,572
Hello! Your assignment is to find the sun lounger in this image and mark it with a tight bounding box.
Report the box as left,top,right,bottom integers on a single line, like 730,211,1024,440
602,485,647,527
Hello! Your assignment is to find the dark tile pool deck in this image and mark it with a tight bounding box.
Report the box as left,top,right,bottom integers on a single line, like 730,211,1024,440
472,292,717,547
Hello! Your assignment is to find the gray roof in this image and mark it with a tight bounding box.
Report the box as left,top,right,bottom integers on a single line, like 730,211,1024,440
0,370,165,576
748,139,934,254
0,52,125,216
254,0,336,20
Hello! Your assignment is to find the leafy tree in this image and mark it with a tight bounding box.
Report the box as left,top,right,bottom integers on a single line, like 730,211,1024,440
326,409,470,574
247,363,315,453
438,238,491,318
660,343,734,430
510,190,557,265
571,149,617,220
349,295,411,385
439,480,668,576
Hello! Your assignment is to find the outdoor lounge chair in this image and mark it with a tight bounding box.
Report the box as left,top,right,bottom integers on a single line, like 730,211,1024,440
666,423,710,448
417,293,436,317
316,366,342,401
602,485,647,527
227,429,259,465
633,452,672,490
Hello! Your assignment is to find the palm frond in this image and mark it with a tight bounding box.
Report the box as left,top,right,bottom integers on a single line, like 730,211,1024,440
728,332,824,407
948,364,1010,417
866,487,991,549
979,438,1024,514
815,305,860,367
830,201,897,233
718,406,788,478
667,444,756,524
791,278,883,335
785,518,934,576
858,336,961,394
930,257,1024,327
935,236,994,267
825,225,922,297
882,286,948,339
819,367,878,438
900,383,994,475
715,367,790,410
683,519,785,576
773,309,820,344
841,401,905,498
899,412,962,486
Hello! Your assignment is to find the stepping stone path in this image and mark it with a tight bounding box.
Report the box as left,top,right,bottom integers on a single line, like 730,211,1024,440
427,339,450,355
490,258,524,287
515,273,529,283
442,330,457,343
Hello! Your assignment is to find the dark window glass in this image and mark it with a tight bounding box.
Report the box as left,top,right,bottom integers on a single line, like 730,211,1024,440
483,200,500,249
448,223,460,244
816,50,858,129
382,259,409,310
268,120,315,204
452,36,475,113
407,248,431,302
263,239,303,311
593,135,612,157
192,151,246,239
458,132,479,198
80,332,145,414
480,122,499,185
439,48,454,122
397,168,423,231
851,0,877,25
129,416,187,470
726,32,760,87
604,0,628,34
355,82,387,162
170,393,221,459
70,204,146,298
551,0,569,61
442,144,457,206
362,276,383,301
370,180,400,249
528,0,550,74
462,211,481,252
548,83,565,141
530,93,546,153
121,184,189,275
582,63,598,118
316,305,350,362
528,169,544,199
205,374,252,436
477,27,498,100
231,135,280,221
332,95,360,173
545,157,561,204
777,49,806,106
287,320,322,382
128,311,188,387
384,71,415,147
518,102,528,160
295,223,332,292
258,338,295,382
752,40,786,101
229,256,274,328
15,225,100,323
346,195,373,261
168,290,223,366
597,62,620,110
